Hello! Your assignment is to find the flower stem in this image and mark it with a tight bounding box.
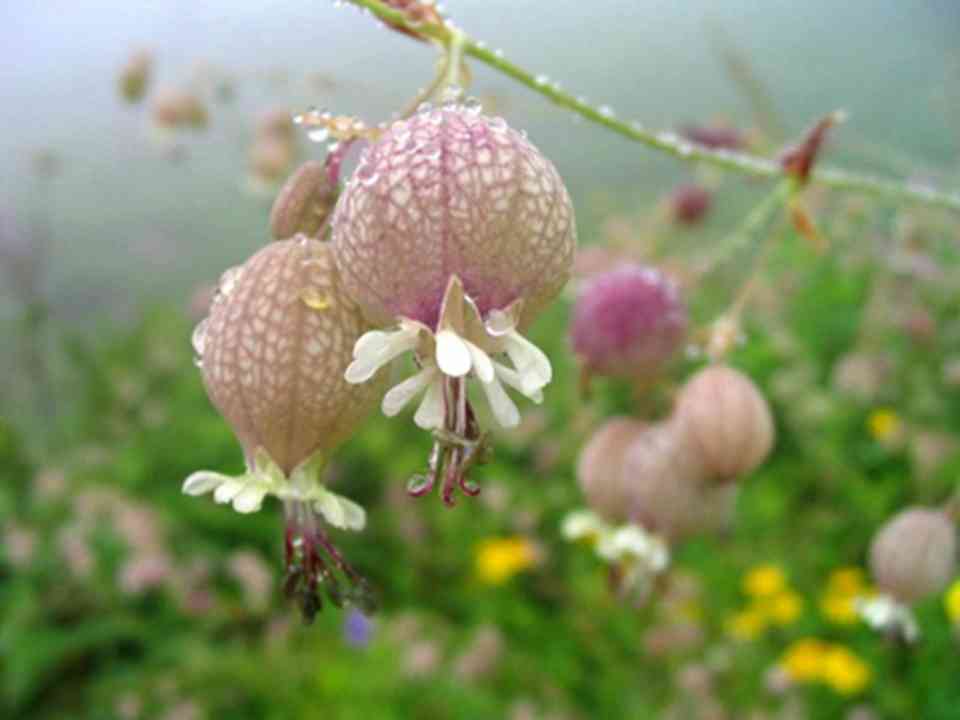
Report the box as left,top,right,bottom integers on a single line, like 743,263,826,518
345,0,960,214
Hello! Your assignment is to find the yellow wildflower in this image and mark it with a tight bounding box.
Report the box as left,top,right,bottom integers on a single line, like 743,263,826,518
768,590,804,626
743,564,787,597
780,638,828,683
827,567,867,595
821,645,871,695
867,408,902,443
474,536,538,585
820,591,860,626
945,579,960,623
725,607,769,641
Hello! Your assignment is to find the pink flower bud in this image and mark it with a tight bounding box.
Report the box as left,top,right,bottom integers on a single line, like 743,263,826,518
332,104,575,329
669,183,712,225
270,161,337,241
622,422,734,542
577,417,648,522
151,87,208,130
674,365,774,482
869,507,956,604
570,264,687,378
118,49,151,104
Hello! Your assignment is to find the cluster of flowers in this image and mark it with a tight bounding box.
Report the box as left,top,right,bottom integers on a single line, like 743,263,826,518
566,360,775,597
183,102,576,618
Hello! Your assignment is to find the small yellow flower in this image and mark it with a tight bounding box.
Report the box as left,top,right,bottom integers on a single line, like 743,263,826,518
867,408,902,443
945,579,960,623
743,564,787,597
780,638,828,683
768,590,804,626
827,567,867,595
474,536,538,585
725,607,769,641
820,591,860,626
821,645,871,695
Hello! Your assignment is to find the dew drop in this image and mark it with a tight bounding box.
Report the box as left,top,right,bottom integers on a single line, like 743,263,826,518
307,127,330,143
598,105,615,119
462,96,483,114
416,101,433,115
534,73,550,86
493,49,505,59
300,287,330,310
191,318,209,359
440,84,463,105
217,266,243,297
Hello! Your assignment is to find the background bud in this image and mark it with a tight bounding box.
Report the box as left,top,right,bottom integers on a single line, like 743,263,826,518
151,87,208,130
669,183,712,225
249,136,296,184
118,49,151,103
674,365,774,482
270,161,336,241
195,238,382,473
868,507,956,604
622,421,734,543
570,264,687,378
576,417,647,522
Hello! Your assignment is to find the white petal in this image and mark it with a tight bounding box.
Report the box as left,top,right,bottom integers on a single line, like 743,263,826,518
345,328,419,383
352,330,390,359
213,479,246,504
435,330,472,377
233,486,267,513
493,362,543,403
465,340,495,382
314,489,367,531
484,308,516,336
414,376,445,429
479,375,520,428
382,366,437,416
182,471,226,496
504,331,552,393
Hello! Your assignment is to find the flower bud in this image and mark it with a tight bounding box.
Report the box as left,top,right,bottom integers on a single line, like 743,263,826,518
576,417,647,522
674,365,774,483
118,49,151,103
669,183,712,225
570,264,687,379
270,161,337,240
868,507,956,604
256,108,296,143
151,86,208,130
249,136,296,184
622,421,734,543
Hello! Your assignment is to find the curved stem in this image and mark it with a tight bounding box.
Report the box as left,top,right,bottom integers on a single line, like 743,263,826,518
345,0,960,214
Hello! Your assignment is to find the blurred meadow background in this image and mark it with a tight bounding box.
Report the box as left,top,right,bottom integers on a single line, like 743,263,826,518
3,1,960,718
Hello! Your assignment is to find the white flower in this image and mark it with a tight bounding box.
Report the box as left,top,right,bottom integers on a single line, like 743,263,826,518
344,275,552,430
857,593,920,643
182,448,366,531
596,525,670,573
561,510,611,542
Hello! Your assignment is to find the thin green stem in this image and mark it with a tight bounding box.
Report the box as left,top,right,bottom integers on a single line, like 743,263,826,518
346,0,960,214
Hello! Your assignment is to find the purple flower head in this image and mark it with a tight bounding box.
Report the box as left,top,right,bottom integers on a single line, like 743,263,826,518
570,264,687,378
343,608,374,648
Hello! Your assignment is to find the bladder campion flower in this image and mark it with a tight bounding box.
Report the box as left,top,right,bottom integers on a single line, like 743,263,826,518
333,102,576,504
184,238,383,619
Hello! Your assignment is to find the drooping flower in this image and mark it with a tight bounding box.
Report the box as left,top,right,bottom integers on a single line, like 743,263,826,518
185,238,383,619
569,264,687,380
333,103,576,504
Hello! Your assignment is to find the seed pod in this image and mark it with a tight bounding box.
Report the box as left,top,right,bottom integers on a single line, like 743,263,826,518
577,417,647,522
332,103,576,329
669,183,712,225
869,507,956,604
249,136,296,184
570,264,687,378
270,161,337,241
674,365,774,482
118,49,151,103
622,421,733,543
196,237,381,474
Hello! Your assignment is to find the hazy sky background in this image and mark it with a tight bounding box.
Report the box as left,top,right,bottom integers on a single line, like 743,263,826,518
0,1,958,313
